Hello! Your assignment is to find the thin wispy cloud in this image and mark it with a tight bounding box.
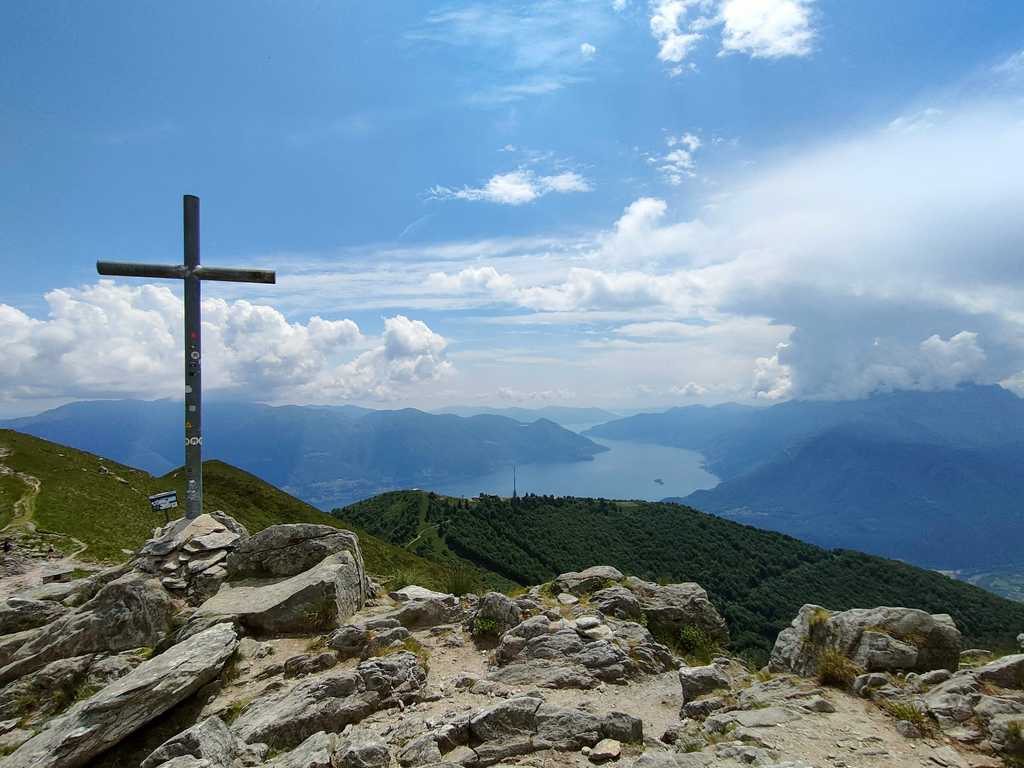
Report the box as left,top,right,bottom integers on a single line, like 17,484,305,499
409,1,616,102
428,169,592,205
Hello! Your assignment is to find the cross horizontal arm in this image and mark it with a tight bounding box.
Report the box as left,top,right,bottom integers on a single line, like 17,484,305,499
96,262,275,284
193,266,276,284
97,261,187,279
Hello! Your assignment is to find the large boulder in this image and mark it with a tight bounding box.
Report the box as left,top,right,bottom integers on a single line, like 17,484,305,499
591,586,642,622
397,696,642,765
678,664,731,704
391,592,462,630
0,650,143,724
622,577,729,645
194,551,365,635
2,622,239,768
975,654,1024,689
0,571,175,685
490,614,673,689
469,592,522,637
19,562,133,608
553,566,625,596
0,597,67,635
230,651,427,749
141,716,241,768
226,524,365,585
770,604,962,677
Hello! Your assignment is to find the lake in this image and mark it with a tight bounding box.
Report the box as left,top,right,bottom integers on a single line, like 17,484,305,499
428,438,720,501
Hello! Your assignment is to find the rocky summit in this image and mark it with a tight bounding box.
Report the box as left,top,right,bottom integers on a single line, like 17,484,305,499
0,514,1020,768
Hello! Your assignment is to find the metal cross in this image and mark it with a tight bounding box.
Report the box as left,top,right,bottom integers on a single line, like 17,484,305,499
97,195,275,519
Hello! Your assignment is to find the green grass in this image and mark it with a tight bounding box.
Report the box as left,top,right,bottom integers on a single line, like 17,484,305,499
0,431,463,592
817,648,860,689
881,700,931,731
0,473,28,529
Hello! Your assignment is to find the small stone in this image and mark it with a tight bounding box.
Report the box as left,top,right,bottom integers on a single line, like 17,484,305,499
801,695,836,713
557,593,579,606
589,738,621,763
895,719,923,739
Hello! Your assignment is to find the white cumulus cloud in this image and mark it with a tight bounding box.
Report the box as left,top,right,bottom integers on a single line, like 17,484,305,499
0,282,450,407
648,0,815,73
719,0,815,59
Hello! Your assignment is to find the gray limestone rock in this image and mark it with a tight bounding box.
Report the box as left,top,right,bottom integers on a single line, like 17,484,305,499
0,571,175,686
622,577,729,645
195,551,365,635
2,623,239,768
231,651,427,749
0,597,67,635
974,653,1024,689
470,591,522,636
554,566,625,596
677,664,731,704
770,604,961,677
141,716,240,768
226,524,365,586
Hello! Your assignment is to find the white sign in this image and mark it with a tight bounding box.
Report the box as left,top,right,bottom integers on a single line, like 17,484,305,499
149,491,178,512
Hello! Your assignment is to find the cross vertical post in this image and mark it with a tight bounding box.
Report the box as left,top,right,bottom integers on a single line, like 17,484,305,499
183,195,203,519
97,195,276,519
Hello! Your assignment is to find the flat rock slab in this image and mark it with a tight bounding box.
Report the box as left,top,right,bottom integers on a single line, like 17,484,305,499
2,622,238,768
390,585,453,603
141,514,231,557
195,552,364,635
226,524,365,583
708,706,802,730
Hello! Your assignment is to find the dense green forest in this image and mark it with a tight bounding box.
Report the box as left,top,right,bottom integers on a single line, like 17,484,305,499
337,490,1024,662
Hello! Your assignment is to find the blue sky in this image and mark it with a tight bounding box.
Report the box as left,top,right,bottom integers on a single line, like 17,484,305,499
2,1,1024,416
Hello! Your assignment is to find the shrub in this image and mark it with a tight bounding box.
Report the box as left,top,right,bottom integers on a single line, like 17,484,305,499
539,581,560,599
222,697,252,725
443,566,481,596
372,636,431,673
809,608,831,628
881,700,931,731
472,617,499,638
677,626,718,664
816,648,859,689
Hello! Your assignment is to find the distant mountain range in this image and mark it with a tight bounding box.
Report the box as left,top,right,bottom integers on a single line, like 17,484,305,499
3,400,606,509
588,384,1024,572
435,405,619,428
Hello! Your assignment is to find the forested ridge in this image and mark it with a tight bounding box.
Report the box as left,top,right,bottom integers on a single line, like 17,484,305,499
337,490,1024,662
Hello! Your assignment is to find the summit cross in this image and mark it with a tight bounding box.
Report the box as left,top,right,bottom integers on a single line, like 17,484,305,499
97,195,276,519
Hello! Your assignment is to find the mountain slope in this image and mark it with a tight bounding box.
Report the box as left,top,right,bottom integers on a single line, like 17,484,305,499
0,429,479,592
337,490,1024,662
585,385,1024,571
586,384,1024,479
4,400,607,508
677,428,1024,569
437,405,619,427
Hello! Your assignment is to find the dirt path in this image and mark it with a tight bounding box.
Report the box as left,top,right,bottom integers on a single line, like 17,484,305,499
0,444,90,596
0,445,41,531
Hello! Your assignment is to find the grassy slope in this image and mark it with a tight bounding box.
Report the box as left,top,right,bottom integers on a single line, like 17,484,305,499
339,491,1024,662
0,429,455,591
